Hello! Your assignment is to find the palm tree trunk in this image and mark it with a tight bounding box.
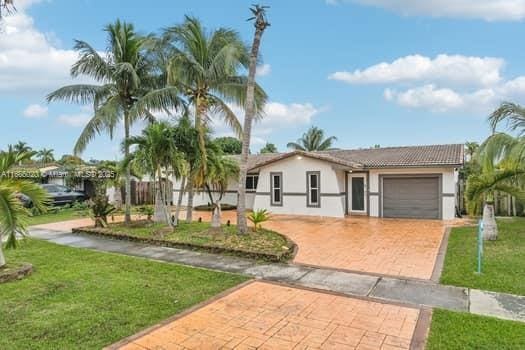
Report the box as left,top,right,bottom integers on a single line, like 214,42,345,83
0,244,6,268
174,176,186,226
153,172,165,223
124,111,132,224
237,15,268,234
211,199,222,228
186,177,194,223
482,202,498,240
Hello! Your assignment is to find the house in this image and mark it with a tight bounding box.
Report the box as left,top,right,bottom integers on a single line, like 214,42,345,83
173,144,464,220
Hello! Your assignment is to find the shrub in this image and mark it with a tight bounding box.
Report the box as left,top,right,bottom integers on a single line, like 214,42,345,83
88,195,116,228
138,205,154,221
247,209,271,232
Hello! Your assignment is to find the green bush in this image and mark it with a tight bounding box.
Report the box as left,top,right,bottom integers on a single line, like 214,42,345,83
248,209,271,232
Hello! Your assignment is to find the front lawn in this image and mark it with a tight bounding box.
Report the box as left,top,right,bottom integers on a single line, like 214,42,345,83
26,207,85,225
74,220,294,261
427,309,525,350
440,217,525,295
0,239,247,350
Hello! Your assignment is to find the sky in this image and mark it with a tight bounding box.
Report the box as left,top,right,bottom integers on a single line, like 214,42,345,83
2,0,525,161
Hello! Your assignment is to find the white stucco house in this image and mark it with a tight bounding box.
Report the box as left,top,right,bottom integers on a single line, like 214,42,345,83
172,144,464,220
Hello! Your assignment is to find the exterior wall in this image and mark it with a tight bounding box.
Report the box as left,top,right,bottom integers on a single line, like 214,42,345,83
253,155,346,218
367,167,458,220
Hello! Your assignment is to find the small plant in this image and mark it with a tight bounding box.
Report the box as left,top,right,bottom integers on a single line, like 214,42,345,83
88,195,116,228
72,200,89,211
247,209,271,232
138,205,154,221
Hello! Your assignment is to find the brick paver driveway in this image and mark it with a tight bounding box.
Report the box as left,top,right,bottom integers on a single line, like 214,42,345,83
114,281,419,350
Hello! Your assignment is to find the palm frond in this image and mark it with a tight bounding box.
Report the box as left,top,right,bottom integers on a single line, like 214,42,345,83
489,101,525,135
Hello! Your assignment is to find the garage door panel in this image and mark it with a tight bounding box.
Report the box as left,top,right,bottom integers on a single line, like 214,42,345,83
383,177,440,219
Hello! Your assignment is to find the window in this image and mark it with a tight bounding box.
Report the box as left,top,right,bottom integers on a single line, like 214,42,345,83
351,177,365,211
246,174,259,191
270,172,282,206
307,172,320,207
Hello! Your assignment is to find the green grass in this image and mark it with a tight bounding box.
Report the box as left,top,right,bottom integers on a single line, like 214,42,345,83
105,221,292,257
427,309,525,350
0,239,247,350
440,217,525,295
26,208,85,226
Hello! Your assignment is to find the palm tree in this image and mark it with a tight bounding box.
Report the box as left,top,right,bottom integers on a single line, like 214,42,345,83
0,147,49,267
466,133,525,240
489,102,525,135
37,148,55,165
163,16,267,223
12,141,33,165
200,146,239,228
47,20,183,225
287,126,338,151
125,121,184,226
0,0,15,18
465,142,479,161
237,5,271,234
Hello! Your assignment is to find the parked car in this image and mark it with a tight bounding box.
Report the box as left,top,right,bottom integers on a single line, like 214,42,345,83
40,184,87,206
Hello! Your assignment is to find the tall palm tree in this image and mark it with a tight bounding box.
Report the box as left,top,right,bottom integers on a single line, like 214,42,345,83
163,16,267,223
287,126,338,151
466,133,525,240
237,5,271,234
125,121,184,226
13,141,31,154
465,142,479,161
47,20,183,224
37,148,55,165
0,147,49,267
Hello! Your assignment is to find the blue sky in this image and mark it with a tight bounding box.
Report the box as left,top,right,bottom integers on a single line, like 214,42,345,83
2,0,525,160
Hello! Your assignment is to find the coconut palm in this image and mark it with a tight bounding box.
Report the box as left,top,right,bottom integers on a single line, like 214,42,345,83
287,126,338,152
0,147,49,267
37,148,55,165
237,4,271,234
47,20,183,224
162,16,267,223
465,142,479,161
466,133,525,240
125,121,184,226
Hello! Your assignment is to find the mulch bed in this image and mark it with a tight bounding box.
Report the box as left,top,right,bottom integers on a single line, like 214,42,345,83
72,225,296,263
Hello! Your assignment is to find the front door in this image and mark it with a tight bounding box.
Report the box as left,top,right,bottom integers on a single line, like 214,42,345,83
348,174,367,214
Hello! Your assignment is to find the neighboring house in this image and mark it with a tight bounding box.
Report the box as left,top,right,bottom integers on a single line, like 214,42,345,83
173,144,464,220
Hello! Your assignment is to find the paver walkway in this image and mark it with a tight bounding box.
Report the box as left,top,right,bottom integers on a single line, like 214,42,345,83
113,281,420,350
29,226,525,324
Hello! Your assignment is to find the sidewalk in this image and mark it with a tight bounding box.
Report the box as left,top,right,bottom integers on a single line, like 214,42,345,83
29,226,525,324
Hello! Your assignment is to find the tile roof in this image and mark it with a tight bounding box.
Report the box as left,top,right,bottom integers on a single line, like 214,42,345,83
245,144,464,170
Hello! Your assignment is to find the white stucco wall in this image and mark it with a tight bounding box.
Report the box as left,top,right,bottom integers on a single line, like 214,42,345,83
252,155,346,217
367,167,458,220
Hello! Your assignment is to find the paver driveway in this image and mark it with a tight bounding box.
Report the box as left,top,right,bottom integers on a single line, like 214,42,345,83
181,211,445,280
114,281,420,350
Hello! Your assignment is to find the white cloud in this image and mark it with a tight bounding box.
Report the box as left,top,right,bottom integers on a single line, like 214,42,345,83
328,0,525,21
329,54,504,87
57,113,90,127
384,76,525,113
210,101,321,144
0,7,86,94
22,103,48,118
256,63,271,77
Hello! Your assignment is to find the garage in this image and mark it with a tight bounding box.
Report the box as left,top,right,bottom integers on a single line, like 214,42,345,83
382,176,440,219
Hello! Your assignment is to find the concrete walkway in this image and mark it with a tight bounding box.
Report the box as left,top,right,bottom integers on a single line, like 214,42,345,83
29,226,525,324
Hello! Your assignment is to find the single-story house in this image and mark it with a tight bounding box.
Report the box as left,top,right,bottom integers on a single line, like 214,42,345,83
173,144,464,220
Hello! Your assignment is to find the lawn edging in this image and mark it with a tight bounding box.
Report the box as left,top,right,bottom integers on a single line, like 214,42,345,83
72,225,297,263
